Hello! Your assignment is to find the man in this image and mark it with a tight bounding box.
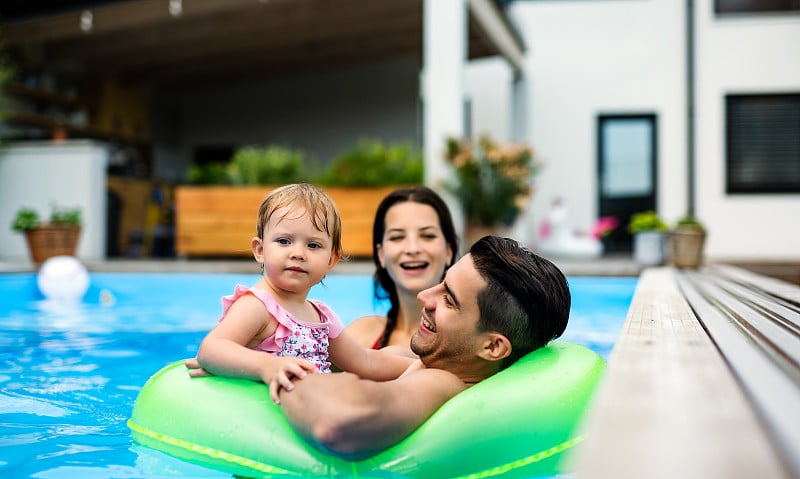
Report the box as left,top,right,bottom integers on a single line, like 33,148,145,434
272,235,570,459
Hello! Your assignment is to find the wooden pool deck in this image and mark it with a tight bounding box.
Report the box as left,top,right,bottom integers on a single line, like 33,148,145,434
571,265,800,479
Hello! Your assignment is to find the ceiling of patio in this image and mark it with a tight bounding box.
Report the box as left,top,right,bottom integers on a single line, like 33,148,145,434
0,0,517,92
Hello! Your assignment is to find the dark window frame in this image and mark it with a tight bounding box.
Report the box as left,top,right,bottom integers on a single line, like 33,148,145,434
715,0,800,15
725,93,800,194
596,113,658,253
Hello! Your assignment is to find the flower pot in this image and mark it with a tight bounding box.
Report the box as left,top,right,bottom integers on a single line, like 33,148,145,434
670,227,706,269
24,225,81,265
633,231,665,267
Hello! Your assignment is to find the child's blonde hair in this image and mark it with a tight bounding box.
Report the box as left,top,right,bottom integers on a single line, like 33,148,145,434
256,183,343,260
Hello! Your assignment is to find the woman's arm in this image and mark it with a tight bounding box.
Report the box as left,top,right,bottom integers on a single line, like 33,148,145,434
277,367,465,460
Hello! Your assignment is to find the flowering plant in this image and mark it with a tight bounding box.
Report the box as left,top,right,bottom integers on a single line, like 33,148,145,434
590,216,619,239
443,135,542,228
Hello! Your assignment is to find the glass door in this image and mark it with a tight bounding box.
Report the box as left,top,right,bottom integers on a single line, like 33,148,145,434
598,114,657,253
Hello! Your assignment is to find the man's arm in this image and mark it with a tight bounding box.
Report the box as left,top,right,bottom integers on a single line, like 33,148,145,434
278,366,465,460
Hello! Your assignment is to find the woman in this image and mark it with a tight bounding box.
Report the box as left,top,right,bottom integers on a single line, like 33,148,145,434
345,186,459,351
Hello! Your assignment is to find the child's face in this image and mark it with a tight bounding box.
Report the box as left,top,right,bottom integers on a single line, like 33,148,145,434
253,206,338,294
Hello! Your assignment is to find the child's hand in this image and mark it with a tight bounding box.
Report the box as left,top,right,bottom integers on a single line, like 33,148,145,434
268,358,317,404
185,357,213,377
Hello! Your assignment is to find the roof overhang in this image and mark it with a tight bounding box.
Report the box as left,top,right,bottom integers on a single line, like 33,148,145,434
1,0,525,91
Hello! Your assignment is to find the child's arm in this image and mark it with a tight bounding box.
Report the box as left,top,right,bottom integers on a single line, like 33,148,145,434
327,331,416,381
195,293,318,386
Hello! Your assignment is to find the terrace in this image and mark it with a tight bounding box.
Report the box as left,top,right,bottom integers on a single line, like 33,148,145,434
1,1,799,477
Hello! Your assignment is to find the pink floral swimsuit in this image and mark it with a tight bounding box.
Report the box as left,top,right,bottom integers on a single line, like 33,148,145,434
219,285,344,373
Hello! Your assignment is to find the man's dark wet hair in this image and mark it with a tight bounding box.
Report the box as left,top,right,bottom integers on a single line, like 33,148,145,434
470,235,570,368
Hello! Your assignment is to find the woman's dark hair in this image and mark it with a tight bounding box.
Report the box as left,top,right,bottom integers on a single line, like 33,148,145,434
470,236,570,369
372,186,459,348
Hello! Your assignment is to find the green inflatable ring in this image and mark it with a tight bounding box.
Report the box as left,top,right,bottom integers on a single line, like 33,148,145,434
128,340,604,478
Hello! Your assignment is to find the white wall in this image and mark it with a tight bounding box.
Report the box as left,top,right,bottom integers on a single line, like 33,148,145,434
694,5,800,260
508,0,686,245
0,140,109,262
467,0,800,260
467,57,513,141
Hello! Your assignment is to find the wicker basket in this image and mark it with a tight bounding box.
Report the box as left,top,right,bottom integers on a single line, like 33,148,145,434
670,227,706,269
24,225,81,265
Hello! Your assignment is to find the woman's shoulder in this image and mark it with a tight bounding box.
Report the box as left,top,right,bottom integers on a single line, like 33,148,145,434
345,315,387,348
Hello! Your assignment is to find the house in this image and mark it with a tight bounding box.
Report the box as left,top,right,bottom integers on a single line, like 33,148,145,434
470,0,800,262
1,0,798,266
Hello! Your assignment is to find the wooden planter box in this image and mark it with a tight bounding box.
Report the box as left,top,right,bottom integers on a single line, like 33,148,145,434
175,186,400,258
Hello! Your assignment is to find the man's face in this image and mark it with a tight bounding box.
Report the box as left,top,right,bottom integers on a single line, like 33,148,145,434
410,253,487,366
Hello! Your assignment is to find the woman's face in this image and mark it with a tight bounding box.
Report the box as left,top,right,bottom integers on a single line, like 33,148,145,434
377,202,453,298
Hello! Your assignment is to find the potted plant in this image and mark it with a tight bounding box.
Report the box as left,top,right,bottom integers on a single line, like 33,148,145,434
442,135,542,245
670,214,707,269
317,138,423,187
628,210,668,266
11,204,82,265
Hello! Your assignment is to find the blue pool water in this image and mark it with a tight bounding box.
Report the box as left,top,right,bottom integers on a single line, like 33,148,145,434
0,272,637,478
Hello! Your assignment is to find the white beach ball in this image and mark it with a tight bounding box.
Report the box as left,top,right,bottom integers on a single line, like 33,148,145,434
37,256,90,301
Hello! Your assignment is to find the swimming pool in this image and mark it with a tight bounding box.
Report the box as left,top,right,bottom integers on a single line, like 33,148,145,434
0,272,637,478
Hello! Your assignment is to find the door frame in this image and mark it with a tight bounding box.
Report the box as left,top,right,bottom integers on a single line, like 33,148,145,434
597,113,658,253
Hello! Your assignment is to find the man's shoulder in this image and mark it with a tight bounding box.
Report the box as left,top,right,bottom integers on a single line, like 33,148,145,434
397,361,467,397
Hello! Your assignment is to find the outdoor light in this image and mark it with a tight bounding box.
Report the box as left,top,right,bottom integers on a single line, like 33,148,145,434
169,0,183,17
79,10,93,33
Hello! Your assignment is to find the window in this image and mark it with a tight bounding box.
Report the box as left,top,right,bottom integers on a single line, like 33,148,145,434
715,0,800,14
726,94,800,193
599,116,656,198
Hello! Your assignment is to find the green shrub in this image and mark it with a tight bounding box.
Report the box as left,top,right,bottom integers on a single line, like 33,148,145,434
675,214,705,231
50,205,82,227
11,208,40,232
628,210,668,234
187,162,231,185
11,204,81,232
186,146,310,186
183,139,422,187
317,139,423,187
228,146,309,186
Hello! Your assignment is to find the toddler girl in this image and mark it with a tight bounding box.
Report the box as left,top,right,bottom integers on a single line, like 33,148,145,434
186,183,412,390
